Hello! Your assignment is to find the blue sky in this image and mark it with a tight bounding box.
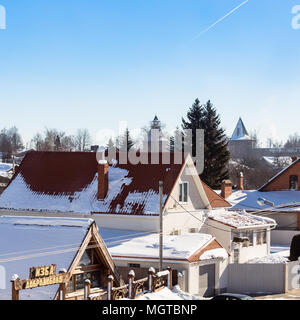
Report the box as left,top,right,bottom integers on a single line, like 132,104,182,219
0,0,299,147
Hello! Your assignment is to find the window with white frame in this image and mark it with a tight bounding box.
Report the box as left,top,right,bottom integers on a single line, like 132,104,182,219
179,182,189,203
232,230,253,247
256,230,267,245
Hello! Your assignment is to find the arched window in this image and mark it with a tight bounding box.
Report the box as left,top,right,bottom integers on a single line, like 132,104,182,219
290,175,298,190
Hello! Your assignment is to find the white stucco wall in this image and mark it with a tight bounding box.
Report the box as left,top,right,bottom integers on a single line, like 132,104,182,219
200,219,232,252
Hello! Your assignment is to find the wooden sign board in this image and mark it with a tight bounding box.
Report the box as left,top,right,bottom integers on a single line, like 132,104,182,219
13,264,69,291
29,264,57,279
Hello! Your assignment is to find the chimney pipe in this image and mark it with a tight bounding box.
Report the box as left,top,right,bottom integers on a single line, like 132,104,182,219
97,146,109,200
221,180,232,199
238,172,244,191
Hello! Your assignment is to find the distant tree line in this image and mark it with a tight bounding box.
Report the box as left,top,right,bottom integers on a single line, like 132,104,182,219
0,127,92,161
0,127,24,161
31,128,92,152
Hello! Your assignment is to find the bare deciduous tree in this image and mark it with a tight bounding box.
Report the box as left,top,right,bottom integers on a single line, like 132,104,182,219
75,129,91,151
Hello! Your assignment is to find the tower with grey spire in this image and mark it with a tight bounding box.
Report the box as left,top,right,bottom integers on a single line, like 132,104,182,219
228,117,255,158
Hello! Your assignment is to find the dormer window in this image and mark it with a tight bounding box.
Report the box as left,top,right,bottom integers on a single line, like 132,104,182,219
179,182,189,203
290,175,298,190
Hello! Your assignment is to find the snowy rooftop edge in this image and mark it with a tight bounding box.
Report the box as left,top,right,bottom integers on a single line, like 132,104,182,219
0,216,95,228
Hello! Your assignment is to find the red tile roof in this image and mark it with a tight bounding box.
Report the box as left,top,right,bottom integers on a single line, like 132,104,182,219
0,151,230,215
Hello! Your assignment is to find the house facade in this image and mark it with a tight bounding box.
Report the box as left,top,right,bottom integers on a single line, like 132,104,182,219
201,209,275,263
98,228,229,296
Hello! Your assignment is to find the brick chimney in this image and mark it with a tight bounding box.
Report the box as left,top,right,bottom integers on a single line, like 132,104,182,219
292,157,298,163
237,172,244,191
221,180,232,199
97,160,109,200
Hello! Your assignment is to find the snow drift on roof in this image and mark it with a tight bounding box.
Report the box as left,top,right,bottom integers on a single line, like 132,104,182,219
0,151,229,214
199,248,228,261
0,152,184,215
99,228,213,261
208,209,276,228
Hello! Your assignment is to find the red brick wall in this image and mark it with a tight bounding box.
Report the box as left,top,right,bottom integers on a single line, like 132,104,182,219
97,163,109,199
261,161,300,191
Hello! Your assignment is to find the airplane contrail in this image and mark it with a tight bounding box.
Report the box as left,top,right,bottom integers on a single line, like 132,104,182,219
195,0,249,38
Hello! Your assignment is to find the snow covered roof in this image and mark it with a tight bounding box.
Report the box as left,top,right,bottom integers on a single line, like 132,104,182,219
99,228,228,262
0,163,12,172
207,209,276,229
227,190,300,212
0,163,13,179
0,216,94,300
230,118,252,141
0,151,229,215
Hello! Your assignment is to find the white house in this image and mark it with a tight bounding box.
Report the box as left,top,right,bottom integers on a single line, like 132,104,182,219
200,209,276,263
98,227,229,296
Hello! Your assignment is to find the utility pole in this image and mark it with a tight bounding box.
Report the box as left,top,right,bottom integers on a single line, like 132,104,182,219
159,180,163,271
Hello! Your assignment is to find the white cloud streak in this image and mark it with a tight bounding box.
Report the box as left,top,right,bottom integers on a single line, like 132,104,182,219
195,0,249,38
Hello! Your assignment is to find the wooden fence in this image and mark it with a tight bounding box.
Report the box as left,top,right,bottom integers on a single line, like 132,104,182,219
59,267,173,300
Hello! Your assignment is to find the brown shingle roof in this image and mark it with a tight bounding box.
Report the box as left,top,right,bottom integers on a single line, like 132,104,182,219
1,151,230,215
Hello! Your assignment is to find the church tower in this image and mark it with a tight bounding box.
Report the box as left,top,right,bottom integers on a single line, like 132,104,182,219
143,115,168,152
228,117,255,158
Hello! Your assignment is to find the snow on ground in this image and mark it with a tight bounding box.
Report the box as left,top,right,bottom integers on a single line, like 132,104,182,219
208,209,276,228
270,245,290,254
247,244,290,264
99,228,213,260
135,285,203,300
247,254,289,264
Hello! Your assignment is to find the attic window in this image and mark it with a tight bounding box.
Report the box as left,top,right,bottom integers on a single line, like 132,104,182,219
179,182,188,203
290,175,298,190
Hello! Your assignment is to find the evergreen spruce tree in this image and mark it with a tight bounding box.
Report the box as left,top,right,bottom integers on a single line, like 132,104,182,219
106,137,115,149
201,100,230,188
182,99,230,189
119,128,135,152
170,127,184,152
182,99,205,157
